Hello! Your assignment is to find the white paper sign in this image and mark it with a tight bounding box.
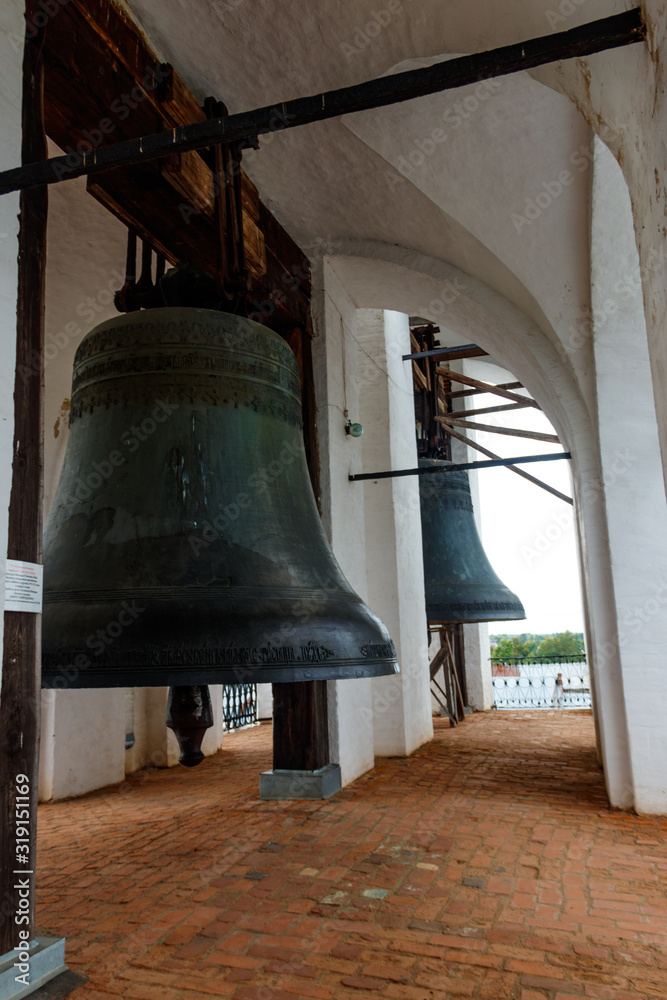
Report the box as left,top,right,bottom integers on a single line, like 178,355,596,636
4,560,43,613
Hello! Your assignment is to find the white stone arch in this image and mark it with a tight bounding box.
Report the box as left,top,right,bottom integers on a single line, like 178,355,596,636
312,243,636,809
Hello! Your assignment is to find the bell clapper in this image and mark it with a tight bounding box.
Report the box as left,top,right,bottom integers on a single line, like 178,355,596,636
166,685,214,767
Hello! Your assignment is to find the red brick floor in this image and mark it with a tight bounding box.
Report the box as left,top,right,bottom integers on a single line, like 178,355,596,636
36,711,667,1000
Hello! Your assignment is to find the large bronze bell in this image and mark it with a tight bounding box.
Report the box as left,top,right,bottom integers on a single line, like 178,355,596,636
42,308,398,688
419,458,525,624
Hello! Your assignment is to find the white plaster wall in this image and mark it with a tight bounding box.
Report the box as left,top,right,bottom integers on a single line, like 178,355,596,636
256,683,273,719
0,1,26,685
311,259,375,784
39,689,126,801
534,5,667,490
357,309,433,756
590,140,667,814
462,623,491,711
125,686,225,775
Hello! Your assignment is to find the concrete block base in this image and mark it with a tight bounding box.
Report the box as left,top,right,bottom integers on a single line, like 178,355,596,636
260,764,342,800
0,938,67,999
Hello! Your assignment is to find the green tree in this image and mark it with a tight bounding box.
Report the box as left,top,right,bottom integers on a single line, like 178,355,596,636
535,631,585,658
491,636,531,659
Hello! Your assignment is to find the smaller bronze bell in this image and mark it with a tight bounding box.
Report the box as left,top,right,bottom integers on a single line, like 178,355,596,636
166,686,214,767
419,459,525,624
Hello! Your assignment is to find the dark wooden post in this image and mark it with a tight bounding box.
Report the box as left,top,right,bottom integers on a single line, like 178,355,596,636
0,14,47,955
270,326,331,779
272,682,329,772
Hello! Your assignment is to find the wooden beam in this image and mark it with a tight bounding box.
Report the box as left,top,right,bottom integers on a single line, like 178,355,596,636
448,381,523,400
436,415,560,443
437,368,540,407
455,401,533,418
412,361,428,390
440,423,574,505
0,20,47,954
0,10,645,194
403,343,487,362
38,0,311,336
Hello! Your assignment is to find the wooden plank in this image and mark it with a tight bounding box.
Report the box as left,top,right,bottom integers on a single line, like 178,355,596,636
272,682,329,771
161,151,215,219
445,631,466,720
403,344,488,362
429,642,449,681
439,422,574,505
455,401,532,418
0,10,645,193
412,361,428,390
156,64,208,128
436,414,560,443
39,0,311,333
436,368,540,407
410,331,431,390
0,19,47,955
448,381,523,400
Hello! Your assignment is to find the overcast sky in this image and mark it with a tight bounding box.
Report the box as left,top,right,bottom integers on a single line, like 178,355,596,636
464,366,585,638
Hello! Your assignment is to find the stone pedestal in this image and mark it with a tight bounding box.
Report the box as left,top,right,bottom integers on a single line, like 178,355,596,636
0,937,67,999
259,764,342,800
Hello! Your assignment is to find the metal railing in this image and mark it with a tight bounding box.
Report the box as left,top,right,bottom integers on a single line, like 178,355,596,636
222,684,258,730
491,655,590,710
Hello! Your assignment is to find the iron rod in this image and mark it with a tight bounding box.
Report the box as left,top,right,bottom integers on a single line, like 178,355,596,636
402,343,484,361
349,452,572,481
0,9,645,196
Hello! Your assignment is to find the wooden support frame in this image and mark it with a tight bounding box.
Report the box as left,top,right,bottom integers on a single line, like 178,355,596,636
429,626,466,727
448,381,523,400
0,9,645,195
403,343,488,362
442,422,574,505
436,414,560,444
0,15,47,956
437,368,540,408
34,0,312,338
454,401,533,418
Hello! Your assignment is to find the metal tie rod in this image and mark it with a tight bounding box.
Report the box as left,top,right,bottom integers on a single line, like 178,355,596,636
349,452,572,481
403,343,481,362
0,10,645,195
